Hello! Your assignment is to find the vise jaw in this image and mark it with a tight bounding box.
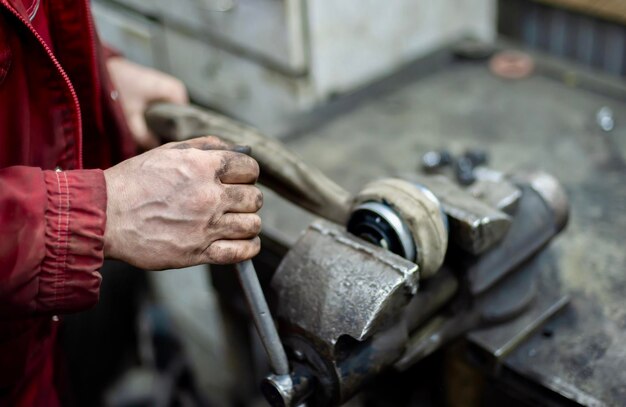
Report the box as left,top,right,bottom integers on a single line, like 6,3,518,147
272,219,418,357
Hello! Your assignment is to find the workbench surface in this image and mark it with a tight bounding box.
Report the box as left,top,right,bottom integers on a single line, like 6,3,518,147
259,51,626,406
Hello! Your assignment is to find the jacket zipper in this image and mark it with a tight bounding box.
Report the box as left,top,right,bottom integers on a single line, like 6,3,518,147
83,0,103,141
1,1,84,169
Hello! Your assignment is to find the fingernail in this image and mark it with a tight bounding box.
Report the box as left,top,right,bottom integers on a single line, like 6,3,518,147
234,145,252,155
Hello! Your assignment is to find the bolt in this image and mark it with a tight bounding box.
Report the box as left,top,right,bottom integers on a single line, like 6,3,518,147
596,107,614,132
455,156,476,185
421,150,453,173
293,349,305,361
464,149,489,167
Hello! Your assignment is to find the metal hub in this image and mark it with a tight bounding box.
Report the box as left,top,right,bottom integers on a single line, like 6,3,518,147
347,201,416,262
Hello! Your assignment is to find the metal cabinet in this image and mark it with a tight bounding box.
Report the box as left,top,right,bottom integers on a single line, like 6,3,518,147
93,0,496,136
109,0,308,74
164,27,315,135
91,2,166,70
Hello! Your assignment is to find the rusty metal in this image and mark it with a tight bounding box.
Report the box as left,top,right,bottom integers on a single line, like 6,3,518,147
271,219,418,355
264,172,570,407
403,173,512,255
467,168,522,214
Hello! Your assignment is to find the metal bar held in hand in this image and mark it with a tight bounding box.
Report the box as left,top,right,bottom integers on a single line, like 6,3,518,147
236,259,290,376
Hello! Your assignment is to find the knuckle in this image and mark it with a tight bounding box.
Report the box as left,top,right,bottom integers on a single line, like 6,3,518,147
249,214,262,233
247,156,260,178
250,237,261,256
206,244,233,265
254,188,264,210
202,135,222,145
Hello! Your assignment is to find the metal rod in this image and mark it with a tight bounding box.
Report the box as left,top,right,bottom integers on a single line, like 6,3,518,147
236,259,290,375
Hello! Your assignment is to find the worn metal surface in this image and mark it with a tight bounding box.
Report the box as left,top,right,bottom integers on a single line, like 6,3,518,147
467,176,522,214
352,178,448,277
271,219,418,356
235,260,290,376
465,185,560,296
403,173,512,254
394,185,564,371
259,54,626,405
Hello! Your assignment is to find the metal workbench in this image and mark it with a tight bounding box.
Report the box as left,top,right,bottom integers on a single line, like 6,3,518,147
257,48,626,406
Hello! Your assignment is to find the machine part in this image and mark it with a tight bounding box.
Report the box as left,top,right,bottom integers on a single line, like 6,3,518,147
396,183,571,371
421,150,453,173
266,321,410,407
265,174,570,407
145,103,353,225
236,260,290,376
402,267,458,331
395,261,538,370
347,201,416,263
596,106,615,132
473,166,504,182
454,155,477,185
467,178,522,215
468,292,570,364
466,184,564,296
464,148,489,167
352,178,448,278
403,174,512,255
511,170,569,233
261,369,313,407
272,219,419,355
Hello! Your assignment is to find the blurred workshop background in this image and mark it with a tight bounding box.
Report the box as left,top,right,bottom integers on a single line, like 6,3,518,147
61,1,626,406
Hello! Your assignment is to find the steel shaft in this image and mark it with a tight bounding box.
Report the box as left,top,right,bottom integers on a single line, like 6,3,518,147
236,260,290,376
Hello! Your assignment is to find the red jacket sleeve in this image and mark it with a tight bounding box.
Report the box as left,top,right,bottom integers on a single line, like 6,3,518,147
0,166,106,318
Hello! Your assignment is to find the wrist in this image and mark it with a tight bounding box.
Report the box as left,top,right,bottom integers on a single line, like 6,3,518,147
103,168,119,259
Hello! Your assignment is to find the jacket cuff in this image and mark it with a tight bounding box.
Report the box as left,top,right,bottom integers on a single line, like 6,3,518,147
39,170,106,314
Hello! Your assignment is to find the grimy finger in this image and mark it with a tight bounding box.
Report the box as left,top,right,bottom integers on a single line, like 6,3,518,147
166,135,251,154
222,185,263,213
216,151,260,184
204,237,261,264
215,213,262,240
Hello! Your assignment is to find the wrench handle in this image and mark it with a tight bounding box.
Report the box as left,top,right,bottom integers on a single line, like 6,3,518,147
236,260,290,376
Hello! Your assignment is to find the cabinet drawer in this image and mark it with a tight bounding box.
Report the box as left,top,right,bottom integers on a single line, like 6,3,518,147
111,0,308,74
164,27,315,136
92,2,166,70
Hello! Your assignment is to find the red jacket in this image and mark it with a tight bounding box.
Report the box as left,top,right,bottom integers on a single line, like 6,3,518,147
0,0,134,404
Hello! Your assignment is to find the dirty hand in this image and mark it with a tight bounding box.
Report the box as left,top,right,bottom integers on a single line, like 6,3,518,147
103,136,263,269
107,57,188,150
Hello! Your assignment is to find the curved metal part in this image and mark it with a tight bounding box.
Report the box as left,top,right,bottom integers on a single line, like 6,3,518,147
261,372,313,407
402,173,512,255
512,170,569,232
413,183,450,232
467,185,561,296
271,219,419,355
262,374,295,407
395,261,539,371
349,201,417,262
353,178,449,278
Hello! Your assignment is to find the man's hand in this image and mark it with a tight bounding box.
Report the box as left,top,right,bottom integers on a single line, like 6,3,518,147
103,136,263,269
107,57,188,150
